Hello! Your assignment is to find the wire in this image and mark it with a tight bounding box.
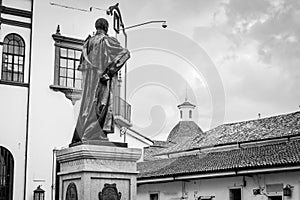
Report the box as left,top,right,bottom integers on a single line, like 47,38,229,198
49,2,90,12
90,7,108,12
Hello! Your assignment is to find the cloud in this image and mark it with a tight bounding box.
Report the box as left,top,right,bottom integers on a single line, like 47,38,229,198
119,0,300,127
218,0,300,71
190,0,300,123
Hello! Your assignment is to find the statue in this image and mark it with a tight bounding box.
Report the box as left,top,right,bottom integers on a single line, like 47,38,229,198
71,18,130,145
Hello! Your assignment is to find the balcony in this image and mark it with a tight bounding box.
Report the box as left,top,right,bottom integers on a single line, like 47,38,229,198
114,96,132,128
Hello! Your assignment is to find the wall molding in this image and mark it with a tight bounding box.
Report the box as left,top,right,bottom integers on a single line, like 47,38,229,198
0,6,32,18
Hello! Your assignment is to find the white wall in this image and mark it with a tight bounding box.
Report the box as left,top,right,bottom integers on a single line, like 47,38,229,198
137,171,300,200
179,106,195,121
0,85,27,200
0,2,32,199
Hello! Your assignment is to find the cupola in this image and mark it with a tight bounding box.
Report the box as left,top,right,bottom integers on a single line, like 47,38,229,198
177,98,196,121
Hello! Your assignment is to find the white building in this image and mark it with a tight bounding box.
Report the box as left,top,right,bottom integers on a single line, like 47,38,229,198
137,101,300,200
0,1,152,200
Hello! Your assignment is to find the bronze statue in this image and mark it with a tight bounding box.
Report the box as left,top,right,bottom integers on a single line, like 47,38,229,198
71,18,130,145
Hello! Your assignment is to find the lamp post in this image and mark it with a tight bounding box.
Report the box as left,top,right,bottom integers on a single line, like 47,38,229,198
107,3,167,102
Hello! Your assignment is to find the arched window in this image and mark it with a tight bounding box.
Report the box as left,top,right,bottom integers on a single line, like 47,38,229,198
1,33,25,82
189,110,192,119
0,146,14,200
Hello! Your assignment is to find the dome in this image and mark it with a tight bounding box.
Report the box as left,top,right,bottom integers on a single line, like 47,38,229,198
167,121,203,142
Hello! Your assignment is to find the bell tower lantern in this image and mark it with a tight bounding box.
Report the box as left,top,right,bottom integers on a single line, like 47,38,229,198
177,98,196,121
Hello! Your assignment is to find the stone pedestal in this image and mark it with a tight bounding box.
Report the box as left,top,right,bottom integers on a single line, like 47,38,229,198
56,144,142,200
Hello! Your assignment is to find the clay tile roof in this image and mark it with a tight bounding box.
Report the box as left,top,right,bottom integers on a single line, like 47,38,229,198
145,121,204,157
167,121,204,142
193,111,300,148
137,157,178,176
152,140,172,147
143,121,204,160
138,140,300,179
143,141,174,161
146,111,300,158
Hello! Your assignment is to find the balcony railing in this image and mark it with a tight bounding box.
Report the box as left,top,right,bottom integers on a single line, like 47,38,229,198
114,96,131,125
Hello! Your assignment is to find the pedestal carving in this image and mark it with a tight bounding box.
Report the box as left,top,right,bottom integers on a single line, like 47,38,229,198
98,183,121,200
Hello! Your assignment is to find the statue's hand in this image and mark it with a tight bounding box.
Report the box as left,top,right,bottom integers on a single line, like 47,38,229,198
100,74,110,84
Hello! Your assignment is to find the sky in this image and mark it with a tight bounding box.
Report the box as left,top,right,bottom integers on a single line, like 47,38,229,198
51,0,300,140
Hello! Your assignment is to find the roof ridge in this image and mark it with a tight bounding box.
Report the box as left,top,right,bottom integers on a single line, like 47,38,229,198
208,110,300,130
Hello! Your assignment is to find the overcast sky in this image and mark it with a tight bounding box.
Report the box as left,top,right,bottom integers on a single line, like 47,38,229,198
52,0,300,140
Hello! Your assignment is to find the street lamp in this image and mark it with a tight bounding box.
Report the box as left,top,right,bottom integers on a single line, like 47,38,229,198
33,185,45,200
106,3,167,142
107,4,167,102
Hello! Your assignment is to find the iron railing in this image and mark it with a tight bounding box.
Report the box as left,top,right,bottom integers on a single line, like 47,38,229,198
114,96,131,123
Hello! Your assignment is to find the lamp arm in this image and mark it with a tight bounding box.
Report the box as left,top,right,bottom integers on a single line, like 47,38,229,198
121,20,166,31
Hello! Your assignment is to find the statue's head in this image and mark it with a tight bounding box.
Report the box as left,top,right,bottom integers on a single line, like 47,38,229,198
95,18,109,33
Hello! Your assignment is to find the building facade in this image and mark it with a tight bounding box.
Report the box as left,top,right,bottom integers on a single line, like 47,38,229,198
137,102,300,200
0,1,151,200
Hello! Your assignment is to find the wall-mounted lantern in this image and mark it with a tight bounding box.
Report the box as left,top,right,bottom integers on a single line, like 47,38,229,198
33,185,45,200
283,184,293,196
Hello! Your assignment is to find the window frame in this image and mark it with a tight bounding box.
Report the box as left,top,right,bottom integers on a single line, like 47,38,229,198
229,187,242,200
1,33,25,83
266,183,283,199
50,33,84,104
149,192,159,200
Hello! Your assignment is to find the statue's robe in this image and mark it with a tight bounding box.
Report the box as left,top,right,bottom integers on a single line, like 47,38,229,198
71,30,130,144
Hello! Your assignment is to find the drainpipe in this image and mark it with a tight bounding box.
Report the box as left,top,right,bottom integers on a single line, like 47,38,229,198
51,148,57,200
23,0,34,200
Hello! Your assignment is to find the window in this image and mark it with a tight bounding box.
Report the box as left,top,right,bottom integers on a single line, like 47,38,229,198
58,47,82,89
266,184,283,200
1,33,25,83
0,146,14,200
229,188,241,200
189,110,192,119
51,33,84,89
50,33,84,104
180,110,183,119
149,193,159,200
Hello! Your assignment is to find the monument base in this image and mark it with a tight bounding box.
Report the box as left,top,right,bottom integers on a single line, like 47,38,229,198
56,144,141,200
69,140,128,148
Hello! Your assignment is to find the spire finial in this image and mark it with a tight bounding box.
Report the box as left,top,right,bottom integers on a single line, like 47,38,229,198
185,83,188,102
56,25,61,35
